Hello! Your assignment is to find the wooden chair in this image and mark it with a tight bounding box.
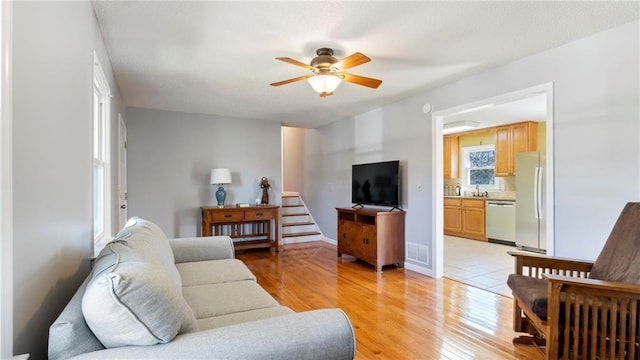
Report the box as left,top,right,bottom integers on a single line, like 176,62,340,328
507,202,640,359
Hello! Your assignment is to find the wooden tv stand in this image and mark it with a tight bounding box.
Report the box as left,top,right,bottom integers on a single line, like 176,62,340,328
336,207,405,272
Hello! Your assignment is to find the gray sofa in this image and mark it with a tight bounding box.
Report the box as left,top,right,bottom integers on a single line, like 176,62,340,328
49,217,356,359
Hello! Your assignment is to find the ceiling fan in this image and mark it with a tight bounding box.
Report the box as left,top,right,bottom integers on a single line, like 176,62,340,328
270,48,382,97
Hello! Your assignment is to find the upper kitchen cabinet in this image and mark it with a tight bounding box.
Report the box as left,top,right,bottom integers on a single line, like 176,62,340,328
495,121,538,177
443,135,459,179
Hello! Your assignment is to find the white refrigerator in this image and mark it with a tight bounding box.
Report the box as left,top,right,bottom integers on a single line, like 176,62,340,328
515,152,546,253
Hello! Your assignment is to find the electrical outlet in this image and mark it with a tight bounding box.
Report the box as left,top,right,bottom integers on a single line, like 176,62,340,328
417,183,423,192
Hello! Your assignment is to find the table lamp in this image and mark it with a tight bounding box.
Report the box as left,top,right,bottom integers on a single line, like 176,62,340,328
210,168,232,207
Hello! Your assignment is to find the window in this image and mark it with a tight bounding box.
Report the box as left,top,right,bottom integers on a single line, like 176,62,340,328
462,144,498,190
93,52,111,253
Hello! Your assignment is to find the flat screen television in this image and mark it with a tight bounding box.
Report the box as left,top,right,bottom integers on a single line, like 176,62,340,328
351,160,400,207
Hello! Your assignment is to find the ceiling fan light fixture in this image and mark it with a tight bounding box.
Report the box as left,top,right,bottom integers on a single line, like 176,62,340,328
307,74,341,97
272,48,381,96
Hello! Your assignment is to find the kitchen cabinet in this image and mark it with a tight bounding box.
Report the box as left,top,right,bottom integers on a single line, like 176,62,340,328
444,198,487,241
461,199,486,240
444,198,462,233
494,121,538,177
443,135,459,179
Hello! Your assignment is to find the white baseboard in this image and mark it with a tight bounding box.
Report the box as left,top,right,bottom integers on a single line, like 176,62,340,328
404,262,433,277
322,237,337,246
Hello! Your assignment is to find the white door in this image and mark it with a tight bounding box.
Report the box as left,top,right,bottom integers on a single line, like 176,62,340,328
117,114,128,228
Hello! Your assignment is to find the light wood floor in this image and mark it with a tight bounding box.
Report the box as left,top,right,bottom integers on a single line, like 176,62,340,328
236,241,542,360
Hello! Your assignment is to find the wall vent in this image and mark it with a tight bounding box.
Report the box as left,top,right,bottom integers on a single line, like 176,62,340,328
407,243,429,265
417,244,429,264
407,243,418,261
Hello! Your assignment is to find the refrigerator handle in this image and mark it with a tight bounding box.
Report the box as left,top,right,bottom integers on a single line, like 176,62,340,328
533,166,540,219
537,166,544,219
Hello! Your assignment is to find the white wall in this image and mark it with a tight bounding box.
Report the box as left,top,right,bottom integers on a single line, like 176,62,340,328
302,101,432,269
12,2,124,357
302,20,640,272
282,126,304,193
126,107,282,238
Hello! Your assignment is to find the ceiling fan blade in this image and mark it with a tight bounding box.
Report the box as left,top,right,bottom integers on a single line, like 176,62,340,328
270,75,311,87
334,52,370,71
340,73,382,89
275,57,312,70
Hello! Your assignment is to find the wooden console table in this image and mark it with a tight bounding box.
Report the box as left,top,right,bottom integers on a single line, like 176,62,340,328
201,205,279,252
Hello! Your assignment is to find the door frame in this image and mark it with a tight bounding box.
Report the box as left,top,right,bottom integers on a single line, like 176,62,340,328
117,114,127,229
0,1,13,357
431,82,555,278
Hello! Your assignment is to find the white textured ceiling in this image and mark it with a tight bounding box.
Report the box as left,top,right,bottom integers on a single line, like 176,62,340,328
443,94,547,133
92,1,639,129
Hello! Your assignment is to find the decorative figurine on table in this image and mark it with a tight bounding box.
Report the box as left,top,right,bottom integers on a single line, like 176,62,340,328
260,177,271,205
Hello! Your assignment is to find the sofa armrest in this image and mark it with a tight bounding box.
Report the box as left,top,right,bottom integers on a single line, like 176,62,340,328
69,309,356,360
169,236,235,263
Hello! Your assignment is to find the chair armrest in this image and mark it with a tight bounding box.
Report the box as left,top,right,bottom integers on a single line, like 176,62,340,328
543,274,640,294
69,309,356,360
542,274,640,335
508,250,594,278
541,269,640,358
169,236,235,263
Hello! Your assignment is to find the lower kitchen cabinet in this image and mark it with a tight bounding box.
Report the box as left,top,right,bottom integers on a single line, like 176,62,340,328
444,199,462,233
444,198,487,241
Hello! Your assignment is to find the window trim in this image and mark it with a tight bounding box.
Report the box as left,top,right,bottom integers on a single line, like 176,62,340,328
92,52,111,254
0,1,12,358
461,144,499,191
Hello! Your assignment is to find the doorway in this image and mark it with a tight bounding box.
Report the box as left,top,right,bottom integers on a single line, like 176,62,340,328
431,83,555,281
117,114,128,228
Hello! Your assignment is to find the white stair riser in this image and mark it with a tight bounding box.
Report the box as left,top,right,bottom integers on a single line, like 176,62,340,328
282,214,310,224
280,195,323,242
283,224,317,234
282,234,323,244
281,206,306,215
282,197,301,206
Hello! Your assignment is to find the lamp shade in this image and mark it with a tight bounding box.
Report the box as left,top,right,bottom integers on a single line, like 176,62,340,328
210,168,232,185
307,74,341,95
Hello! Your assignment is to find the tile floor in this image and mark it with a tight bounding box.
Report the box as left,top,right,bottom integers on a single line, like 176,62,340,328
443,235,515,297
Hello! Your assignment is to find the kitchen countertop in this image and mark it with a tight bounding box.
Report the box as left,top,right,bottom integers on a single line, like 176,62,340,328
444,195,516,202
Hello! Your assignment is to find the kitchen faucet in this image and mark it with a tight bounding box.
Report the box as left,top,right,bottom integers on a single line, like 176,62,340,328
472,185,488,197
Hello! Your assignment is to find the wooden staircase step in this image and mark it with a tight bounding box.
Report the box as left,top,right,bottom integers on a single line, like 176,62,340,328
281,194,322,243
283,221,315,227
282,231,321,238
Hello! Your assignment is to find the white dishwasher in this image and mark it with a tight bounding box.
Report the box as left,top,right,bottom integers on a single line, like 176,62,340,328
485,200,516,243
